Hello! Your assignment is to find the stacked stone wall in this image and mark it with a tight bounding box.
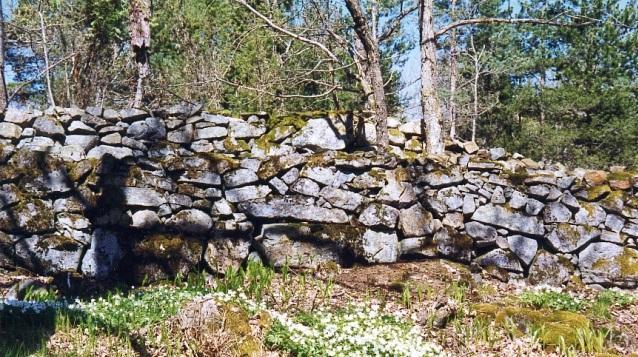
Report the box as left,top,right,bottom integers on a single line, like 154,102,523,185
0,104,637,288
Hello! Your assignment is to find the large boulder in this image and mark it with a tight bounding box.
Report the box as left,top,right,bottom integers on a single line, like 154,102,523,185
578,242,638,288
475,249,523,273
471,204,545,236
291,118,345,151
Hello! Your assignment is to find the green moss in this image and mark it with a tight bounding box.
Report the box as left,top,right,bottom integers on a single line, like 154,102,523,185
474,303,591,346
504,168,530,186
607,171,635,182
198,152,240,173
591,247,638,278
36,234,80,251
584,184,611,201
223,137,250,152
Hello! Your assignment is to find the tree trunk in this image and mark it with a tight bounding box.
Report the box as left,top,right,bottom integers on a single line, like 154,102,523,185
448,0,457,139
129,0,151,108
0,0,7,113
39,10,55,108
472,61,479,142
344,0,389,149
419,0,444,155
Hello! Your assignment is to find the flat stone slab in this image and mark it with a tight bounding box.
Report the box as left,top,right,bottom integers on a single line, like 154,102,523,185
239,199,349,224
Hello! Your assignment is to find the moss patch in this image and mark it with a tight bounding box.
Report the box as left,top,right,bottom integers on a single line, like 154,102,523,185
474,303,591,347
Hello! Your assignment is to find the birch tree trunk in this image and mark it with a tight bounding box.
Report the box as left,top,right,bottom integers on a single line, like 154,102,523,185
0,0,7,113
39,10,55,108
129,0,151,108
419,0,444,155
344,0,389,149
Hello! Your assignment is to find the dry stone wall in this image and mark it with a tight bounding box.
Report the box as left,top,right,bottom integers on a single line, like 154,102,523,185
1,104,637,288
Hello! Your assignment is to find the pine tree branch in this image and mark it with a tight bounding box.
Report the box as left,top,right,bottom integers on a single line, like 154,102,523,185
434,17,593,39
378,5,418,43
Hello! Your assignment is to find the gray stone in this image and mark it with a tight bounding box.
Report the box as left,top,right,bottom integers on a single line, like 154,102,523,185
4,109,35,125
359,203,399,228
239,199,349,223
623,223,638,237
0,199,55,234
126,117,167,140
202,113,230,125
195,126,228,140
17,136,55,151
476,249,523,273
0,184,20,209
291,118,345,150
433,227,473,262
57,213,91,231
290,178,321,197
362,229,399,263
471,204,545,236
319,186,364,211
398,203,435,237
224,169,259,188
490,186,506,204
257,153,307,180
179,171,222,186
462,195,476,215
131,210,161,229
605,214,626,233
15,235,83,274
301,166,335,186
398,120,421,135
561,191,580,211
543,202,572,223
87,145,134,160
80,229,124,279
464,221,498,247
489,147,506,160
100,132,122,145
165,209,213,234
600,230,624,243
213,199,234,216
269,177,288,195
546,223,601,253
228,119,266,139
258,224,344,268
525,199,545,216
65,135,99,151
167,124,194,143
509,191,528,209
33,117,65,138
578,242,638,287
81,114,108,129
528,185,551,199
225,185,272,203
86,106,103,117
281,167,300,184
0,122,22,139
528,250,574,286
121,187,167,207
507,235,538,266
574,203,606,226
420,169,464,188
204,237,251,273
399,237,437,258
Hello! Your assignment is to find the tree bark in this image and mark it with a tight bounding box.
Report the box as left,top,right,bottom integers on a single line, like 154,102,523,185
0,0,7,113
39,10,55,108
448,0,458,139
129,0,151,108
419,0,444,155
344,0,389,149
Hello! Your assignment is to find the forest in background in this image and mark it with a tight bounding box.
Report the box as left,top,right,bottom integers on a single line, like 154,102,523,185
2,0,638,168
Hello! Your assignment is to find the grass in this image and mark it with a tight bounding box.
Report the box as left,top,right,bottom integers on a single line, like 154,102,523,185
590,289,635,319
519,288,584,312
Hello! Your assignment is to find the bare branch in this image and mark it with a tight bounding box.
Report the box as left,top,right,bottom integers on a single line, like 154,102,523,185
235,0,339,62
8,52,77,104
378,5,418,43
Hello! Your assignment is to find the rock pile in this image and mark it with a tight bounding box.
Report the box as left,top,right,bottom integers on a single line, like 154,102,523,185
0,104,637,288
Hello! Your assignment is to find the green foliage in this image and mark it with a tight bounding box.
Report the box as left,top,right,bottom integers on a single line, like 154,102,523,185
519,289,585,312
216,260,274,301
590,289,635,319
